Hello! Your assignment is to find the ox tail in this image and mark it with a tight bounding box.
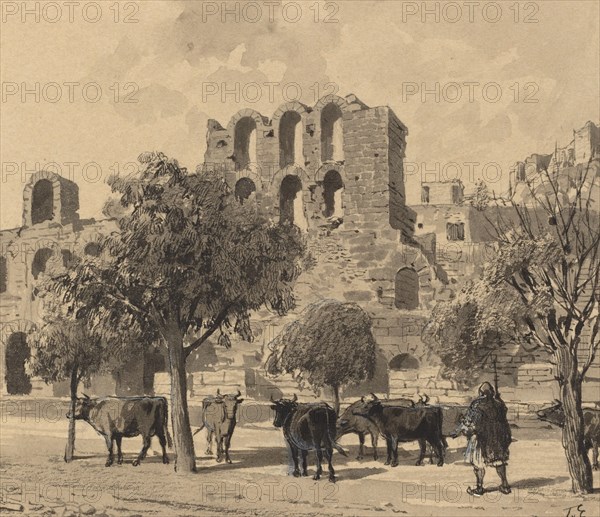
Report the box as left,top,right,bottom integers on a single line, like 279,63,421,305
332,441,348,457
163,399,173,449
327,410,348,457
192,421,205,436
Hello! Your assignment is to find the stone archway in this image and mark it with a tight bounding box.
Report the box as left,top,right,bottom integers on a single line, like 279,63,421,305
320,103,344,163
279,175,307,230
279,111,303,168
84,242,101,257
272,102,308,170
322,169,344,219
389,353,420,370
394,267,420,310
235,177,257,205
234,116,257,171
31,179,54,224
32,248,54,280
5,332,32,395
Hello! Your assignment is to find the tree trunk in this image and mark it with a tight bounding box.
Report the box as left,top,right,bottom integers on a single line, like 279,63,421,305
64,367,78,463
555,346,593,494
164,324,197,473
332,385,340,415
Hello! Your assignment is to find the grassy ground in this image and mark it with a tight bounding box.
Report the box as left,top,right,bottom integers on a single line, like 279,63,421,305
1,410,599,517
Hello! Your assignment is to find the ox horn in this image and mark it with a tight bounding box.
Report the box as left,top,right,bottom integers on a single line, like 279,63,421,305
235,389,241,398
82,393,90,400
370,392,378,401
216,388,221,396
292,393,298,402
270,393,274,402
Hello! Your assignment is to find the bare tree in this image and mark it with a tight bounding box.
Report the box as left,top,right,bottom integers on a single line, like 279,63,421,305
485,157,599,493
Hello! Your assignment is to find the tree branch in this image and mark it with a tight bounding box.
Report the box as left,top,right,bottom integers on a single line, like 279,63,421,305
184,304,234,359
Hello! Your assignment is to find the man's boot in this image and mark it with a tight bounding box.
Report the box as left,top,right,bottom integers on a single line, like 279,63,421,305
467,467,485,496
496,464,511,494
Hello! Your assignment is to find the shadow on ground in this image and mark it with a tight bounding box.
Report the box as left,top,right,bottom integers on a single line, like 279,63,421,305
513,476,571,489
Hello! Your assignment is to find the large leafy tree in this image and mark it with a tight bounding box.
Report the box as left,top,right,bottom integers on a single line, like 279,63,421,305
425,159,599,494
265,299,377,414
56,152,308,473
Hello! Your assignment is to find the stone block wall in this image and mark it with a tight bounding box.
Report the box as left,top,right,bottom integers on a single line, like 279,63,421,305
0,172,127,396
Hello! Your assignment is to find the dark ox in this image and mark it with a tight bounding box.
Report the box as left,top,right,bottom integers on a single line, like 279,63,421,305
193,389,243,464
415,394,469,463
337,396,415,460
352,394,445,467
536,401,600,470
270,394,347,482
68,395,172,467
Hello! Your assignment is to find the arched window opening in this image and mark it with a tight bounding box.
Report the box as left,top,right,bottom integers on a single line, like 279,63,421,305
234,177,257,205
389,353,420,370
446,222,465,241
394,267,419,310
234,117,257,171
0,256,7,293
421,186,430,204
5,332,32,395
32,248,53,280
31,179,54,224
452,185,462,204
84,242,101,257
61,249,73,268
322,170,344,219
279,175,307,230
279,111,303,168
321,103,344,162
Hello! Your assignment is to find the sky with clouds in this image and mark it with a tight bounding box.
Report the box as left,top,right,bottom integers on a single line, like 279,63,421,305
1,0,599,228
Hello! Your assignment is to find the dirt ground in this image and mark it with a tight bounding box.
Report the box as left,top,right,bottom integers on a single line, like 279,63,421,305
1,402,599,517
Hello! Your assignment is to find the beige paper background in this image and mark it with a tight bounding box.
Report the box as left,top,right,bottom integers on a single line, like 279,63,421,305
1,0,599,228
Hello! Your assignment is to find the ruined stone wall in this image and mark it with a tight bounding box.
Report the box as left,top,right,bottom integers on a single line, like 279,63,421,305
0,171,124,396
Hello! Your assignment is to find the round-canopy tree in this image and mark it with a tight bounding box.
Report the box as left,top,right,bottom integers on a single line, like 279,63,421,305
28,269,141,463
265,299,377,413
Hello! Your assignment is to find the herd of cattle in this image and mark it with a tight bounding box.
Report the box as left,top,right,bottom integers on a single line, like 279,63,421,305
70,391,600,481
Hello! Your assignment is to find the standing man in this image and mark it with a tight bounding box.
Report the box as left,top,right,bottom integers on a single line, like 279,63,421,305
454,381,512,496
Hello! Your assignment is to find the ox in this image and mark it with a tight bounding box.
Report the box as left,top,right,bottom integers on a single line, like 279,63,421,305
68,395,172,467
352,394,445,467
537,400,600,470
270,394,347,482
337,396,415,460
193,389,243,464
415,394,469,463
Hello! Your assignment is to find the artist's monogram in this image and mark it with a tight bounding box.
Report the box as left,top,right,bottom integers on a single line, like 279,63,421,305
564,504,586,517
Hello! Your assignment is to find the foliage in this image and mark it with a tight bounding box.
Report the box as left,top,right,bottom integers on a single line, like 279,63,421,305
423,279,523,388
27,263,138,385
59,152,308,356
470,179,490,211
27,307,104,386
49,151,308,471
265,299,377,393
426,157,599,493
